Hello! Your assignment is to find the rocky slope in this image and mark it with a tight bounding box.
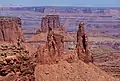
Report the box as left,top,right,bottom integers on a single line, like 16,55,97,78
0,43,36,81
35,60,119,81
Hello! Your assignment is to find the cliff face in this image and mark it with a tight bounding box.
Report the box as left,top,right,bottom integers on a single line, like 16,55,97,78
41,15,60,32
0,17,24,43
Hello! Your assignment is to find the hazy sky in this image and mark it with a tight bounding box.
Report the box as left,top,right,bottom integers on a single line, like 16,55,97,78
0,0,120,7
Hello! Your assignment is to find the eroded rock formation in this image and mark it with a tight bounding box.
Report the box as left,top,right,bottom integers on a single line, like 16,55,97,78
0,17,24,43
34,21,120,81
76,22,93,63
35,27,64,64
47,27,64,57
36,21,93,64
41,15,60,32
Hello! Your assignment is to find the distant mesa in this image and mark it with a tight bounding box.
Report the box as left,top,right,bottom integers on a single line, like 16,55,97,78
0,16,24,43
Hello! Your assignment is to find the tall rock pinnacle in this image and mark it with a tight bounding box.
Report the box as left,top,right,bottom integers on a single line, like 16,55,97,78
76,22,93,63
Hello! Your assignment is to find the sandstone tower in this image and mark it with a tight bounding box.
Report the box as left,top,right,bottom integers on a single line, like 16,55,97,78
76,22,93,63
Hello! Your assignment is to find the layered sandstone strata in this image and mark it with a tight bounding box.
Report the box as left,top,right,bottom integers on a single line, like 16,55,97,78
0,16,24,43
41,15,60,32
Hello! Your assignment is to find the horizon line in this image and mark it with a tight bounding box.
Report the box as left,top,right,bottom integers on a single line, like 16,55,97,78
1,5,120,8
0,4,120,8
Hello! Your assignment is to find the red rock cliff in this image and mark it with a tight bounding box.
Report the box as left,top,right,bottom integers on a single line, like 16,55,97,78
41,15,60,32
0,17,24,43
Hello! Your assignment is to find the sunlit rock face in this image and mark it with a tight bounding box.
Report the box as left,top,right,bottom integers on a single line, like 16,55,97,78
41,15,60,32
76,22,93,63
0,16,24,43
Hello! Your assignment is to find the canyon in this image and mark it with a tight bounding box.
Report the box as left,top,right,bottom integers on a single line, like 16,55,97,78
0,6,120,81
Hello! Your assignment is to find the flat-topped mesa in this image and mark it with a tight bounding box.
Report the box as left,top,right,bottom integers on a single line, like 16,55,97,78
76,22,93,63
0,16,24,43
41,15,61,32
